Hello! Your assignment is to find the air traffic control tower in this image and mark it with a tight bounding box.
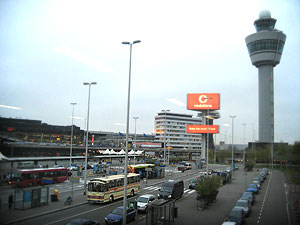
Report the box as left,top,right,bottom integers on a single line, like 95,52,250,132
245,10,286,143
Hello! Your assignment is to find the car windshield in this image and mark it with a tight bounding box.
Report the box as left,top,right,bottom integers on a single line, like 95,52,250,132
112,208,123,215
248,184,257,188
161,186,173,192
136,197,148,203
242,192,252,198
229,210,241,218
236,201,247,207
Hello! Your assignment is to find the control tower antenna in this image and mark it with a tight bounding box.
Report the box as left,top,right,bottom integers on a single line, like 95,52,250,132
245,10,286,143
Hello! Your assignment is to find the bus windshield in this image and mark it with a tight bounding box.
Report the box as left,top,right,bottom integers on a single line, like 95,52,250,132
88,182,106,192
9,173,21,181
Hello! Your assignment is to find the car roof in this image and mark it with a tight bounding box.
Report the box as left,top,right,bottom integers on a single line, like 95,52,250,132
232,207,243,212
222,222,237,225
237,199,248,203
139,194,155,198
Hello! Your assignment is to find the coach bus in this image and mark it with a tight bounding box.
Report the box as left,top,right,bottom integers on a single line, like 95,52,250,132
87,173,140,203
128,164,156,179
8,167,68,188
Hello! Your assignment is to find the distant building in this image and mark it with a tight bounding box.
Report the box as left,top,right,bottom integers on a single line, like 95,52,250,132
88,131,155,148
154,110,202,150
0,117,83,144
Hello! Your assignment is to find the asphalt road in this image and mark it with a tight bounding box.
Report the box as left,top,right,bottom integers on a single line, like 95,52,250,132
1,166,292,225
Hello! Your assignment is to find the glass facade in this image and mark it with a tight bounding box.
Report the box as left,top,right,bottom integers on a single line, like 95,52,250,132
247,39,284,55
254,18,276,32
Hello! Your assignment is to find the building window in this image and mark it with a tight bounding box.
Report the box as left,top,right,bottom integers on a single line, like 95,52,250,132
247,39,284,55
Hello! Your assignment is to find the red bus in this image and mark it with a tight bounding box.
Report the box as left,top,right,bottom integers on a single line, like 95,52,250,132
8,167,68,188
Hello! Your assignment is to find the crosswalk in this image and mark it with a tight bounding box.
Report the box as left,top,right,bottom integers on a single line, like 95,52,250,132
49,183,196,196
143,185,196,195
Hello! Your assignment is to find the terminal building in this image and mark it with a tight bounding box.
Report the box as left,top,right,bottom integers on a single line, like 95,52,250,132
0,117,84,145
1,111,209,158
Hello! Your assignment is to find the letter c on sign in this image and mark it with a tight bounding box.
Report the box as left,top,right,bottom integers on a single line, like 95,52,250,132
199,95,207,103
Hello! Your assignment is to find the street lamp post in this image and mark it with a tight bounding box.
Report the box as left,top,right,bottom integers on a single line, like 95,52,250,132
83,82,97,195
133,116,139,165
242,123,247,189
242,123,247,163
162,110,170,164
230,116,237,167
69,103,77,168
206,110,209,175
122,40,141,225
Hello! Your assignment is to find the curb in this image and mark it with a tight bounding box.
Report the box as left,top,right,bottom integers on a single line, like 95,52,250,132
3,201,88,225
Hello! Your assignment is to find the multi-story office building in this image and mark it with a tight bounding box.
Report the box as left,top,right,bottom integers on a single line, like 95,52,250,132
154,110,202,150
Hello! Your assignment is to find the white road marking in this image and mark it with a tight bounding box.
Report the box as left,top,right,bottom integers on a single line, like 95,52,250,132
256,172,272,224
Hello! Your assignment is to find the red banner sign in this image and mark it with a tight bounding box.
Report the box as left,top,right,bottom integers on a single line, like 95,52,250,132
186,125,219,134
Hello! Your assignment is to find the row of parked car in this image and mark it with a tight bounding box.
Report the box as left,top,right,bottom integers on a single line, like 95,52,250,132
222,168,269,225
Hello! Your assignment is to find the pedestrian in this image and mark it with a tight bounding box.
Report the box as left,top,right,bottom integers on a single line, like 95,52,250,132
8,193,13,210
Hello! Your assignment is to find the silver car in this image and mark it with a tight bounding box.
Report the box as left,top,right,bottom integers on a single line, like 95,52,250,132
135,194,155,212
234,199,251,217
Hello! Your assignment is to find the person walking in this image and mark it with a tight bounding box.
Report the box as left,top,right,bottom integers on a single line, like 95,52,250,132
8,193,13,210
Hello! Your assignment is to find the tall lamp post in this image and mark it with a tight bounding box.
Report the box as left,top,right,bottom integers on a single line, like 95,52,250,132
162,110,170,164
83,82,97,195
242,123,247,188
206,114,214,174
69,103,77,168
133,116,139,165
242,123,247,163
230,116,237,167
122,40,141,225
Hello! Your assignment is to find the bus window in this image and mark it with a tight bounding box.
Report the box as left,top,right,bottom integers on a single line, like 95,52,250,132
103,184,108,192
88,183,97,192
128,176,134,184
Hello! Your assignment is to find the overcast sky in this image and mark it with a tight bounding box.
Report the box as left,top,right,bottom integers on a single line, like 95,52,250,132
1,0,299,145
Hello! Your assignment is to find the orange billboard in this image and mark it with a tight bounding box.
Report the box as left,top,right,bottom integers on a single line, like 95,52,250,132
186,125,219,134
187,93,220,110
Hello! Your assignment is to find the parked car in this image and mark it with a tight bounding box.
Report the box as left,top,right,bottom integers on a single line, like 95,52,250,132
222,222,237,225
189,178,199,189
135,194,155,212
260,171,267,180
232,164,239,171
262,168,269,175
247,183,259,194
241,192,255,205
234,199,251,216
157,180,184,200
225,207,245,225
256,175,264,183
252,180,261,189
105,207,136,225
67,219,100,225
253,177,262,185
239,197,251,207
225,167,233,173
